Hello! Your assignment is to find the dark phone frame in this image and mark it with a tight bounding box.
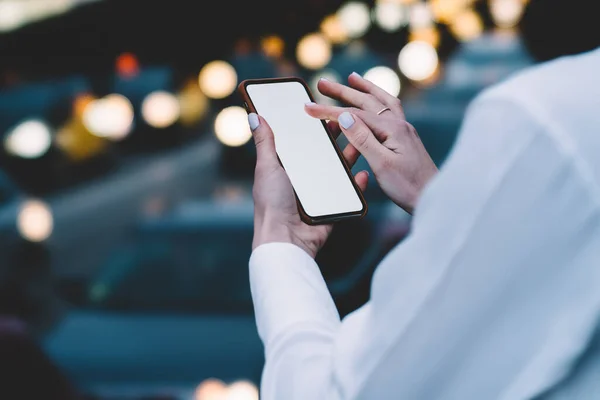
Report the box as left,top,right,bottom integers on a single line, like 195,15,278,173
238,77,368,225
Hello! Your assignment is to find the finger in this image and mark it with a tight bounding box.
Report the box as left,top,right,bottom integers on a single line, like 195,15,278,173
354,170,369,192
317,78,384,113
305,102,346,121
327,119,342,140
348,72,405,119
343,143,360,167
305,103,391,141
338,111,389,165
248,113,279,169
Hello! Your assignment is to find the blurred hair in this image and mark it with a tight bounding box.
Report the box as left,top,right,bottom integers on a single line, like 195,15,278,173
520,0,600,62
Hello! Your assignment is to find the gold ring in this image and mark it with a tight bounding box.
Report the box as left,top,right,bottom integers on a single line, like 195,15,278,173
377,107,391,115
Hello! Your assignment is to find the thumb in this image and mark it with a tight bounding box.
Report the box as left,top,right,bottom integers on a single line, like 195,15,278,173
338,111,387,166
248,113,279,168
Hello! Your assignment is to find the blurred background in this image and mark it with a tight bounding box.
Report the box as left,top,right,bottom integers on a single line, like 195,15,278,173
0,0,535,398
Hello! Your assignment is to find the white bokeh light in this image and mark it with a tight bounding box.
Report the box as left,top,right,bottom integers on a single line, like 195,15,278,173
214,106,252,147
83,94,134,140
141,91,181,128
409,2,433,29
490,0,524,28
337,2,371,38
198,61,238,99
398,41,439,81
363,66,401,97
4,119,52,159
17,199,53,242
373,2,408,32
296,33,332,70
0,1,25,31
225,381,259,400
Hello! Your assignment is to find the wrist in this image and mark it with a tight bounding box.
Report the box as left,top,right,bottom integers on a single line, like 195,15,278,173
253,211,316,257
404,165,438,215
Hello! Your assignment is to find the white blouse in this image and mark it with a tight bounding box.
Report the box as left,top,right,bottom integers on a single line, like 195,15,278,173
249,48,600,399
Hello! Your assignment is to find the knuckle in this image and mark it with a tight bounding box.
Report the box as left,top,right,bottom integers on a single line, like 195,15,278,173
396,120,412,133
354,130,371,149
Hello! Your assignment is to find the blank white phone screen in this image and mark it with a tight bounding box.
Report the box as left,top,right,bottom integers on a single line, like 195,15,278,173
247,81,363,218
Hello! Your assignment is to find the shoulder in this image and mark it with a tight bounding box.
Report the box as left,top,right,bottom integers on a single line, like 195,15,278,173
471,49,600,117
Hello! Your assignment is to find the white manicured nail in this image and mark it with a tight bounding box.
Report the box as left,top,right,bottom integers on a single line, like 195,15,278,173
305,102,316,106
319,77,329,82
248,113,260,131
339,112,355,129
351,72,361,78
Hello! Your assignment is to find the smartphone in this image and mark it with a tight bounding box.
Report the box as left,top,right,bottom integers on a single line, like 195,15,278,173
239,77,367,225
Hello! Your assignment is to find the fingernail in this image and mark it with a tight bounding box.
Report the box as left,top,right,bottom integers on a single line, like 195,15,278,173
248,113,260,131
351,72,362,78
339,112,355,129
365,171,370,177
319,77,329,82
305,102,316,106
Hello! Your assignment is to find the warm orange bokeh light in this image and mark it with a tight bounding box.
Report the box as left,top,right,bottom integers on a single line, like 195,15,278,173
320,14,349,44
409,26,441,48
450,9,484,41
195,378,227,400
73,93,96,118
116,52,140,79
261,35,285,58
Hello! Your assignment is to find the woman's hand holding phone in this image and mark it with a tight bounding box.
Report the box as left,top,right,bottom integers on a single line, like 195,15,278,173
305,73,438,215
249,113,369,259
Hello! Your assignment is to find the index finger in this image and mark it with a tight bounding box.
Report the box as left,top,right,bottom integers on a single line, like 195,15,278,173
317,78,384,113
348,72,405,119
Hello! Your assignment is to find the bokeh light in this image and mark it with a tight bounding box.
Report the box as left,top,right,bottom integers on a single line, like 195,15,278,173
409,2,434,29
430,0,473,23
116,52,140,79
450,9,484,41
296,33,332,70
198,61,238,99
261,35,285,58
195,378,228,400
56,118,107,162
83,94,134,140
141,91,181,128
398,41,439,81
409,26,441,48
17,199,53,242
320,14,349,44
225,381,259,400
490,0,524,28
178,80,210,127
363,66,401,97
337,2,371,39
214,106,252,147
73,93,96,118
373,2,408,32
4,119,52,159
0,1,25,32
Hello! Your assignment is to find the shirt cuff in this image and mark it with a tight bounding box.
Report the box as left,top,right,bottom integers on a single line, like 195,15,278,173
249,242,341,347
